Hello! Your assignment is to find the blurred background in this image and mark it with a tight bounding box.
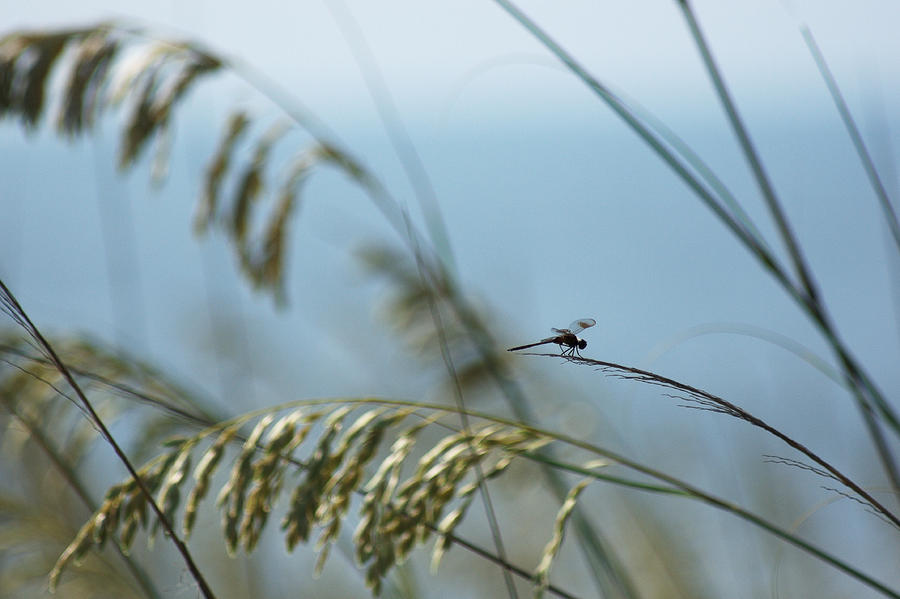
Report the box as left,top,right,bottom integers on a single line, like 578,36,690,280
1,1,899,597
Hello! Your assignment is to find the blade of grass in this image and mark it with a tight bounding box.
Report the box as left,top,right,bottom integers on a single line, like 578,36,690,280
610,85,772,255
523,451,900,599
641,322,845,388
674,1,815,299
488,0,796,301
797,23,900,255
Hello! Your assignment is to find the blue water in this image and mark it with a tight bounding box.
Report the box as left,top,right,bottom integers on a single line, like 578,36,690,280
2,83,899,596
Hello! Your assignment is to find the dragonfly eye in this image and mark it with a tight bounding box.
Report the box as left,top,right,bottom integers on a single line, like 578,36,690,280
578,339,587,349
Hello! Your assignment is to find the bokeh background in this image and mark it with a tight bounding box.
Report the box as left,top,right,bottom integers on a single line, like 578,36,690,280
2,1,899,597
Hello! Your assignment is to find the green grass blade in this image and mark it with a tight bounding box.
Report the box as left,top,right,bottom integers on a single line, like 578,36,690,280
489,0,793,299
798,24,900,255
528,451,900,599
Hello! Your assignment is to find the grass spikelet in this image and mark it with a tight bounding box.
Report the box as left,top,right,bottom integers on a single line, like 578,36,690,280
119,43,221,169
217,415,274,555
117,477,147,550
196,111,250,235
119,67,161,168
48,447,185,585
58,30,118,135
91,488,123,547
407,432,466,487
314,410,411,571
429,489,477,573
281,406,350,550
184,423,240,536
335,408,385,450
231,121,289,244
17,33,69,127
48,520,95,592
150,46,220,125
363,538,396,597
139,449,183,550
118,510,139,552
0,34,27,115
253,153,312,300
315,142,366,182
533,479,592,598
151,440,195,539
353,416,432,571
239,411,305,551
365,415,434,500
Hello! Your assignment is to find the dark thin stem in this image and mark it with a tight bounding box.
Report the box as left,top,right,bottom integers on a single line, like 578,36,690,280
532,351,900,529
0,394,163,599
440,530,579,599
0,279,217,599
798,24,900,257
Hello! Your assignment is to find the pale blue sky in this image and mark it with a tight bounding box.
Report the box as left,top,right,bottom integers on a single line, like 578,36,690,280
4,1,900,112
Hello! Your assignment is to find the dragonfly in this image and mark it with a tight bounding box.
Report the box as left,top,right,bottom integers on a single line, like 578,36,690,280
507,318,597,357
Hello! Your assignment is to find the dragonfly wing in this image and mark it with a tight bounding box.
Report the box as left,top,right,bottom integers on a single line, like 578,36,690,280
551,328,571,335
568,318,596,335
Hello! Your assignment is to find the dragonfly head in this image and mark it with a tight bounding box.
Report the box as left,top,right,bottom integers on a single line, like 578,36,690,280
577,339,587,350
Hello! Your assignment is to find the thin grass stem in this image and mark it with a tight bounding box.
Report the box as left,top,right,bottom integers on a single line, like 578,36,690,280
531,352,900,529
0,279,218,599
0,394,163,599
798,24,900,256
